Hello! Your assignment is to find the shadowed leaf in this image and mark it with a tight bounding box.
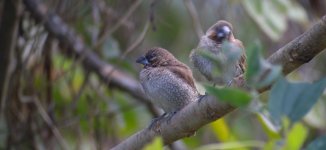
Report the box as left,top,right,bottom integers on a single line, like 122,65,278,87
268,77,326,123
245,45,281,89
305,135,326,150
205,85,252,107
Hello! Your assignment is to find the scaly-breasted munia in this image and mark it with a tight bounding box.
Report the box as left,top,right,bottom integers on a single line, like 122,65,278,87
189,20,246,85
137,47,199,113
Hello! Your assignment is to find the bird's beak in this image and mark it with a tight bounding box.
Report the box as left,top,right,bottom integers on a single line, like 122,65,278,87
136,56,149,66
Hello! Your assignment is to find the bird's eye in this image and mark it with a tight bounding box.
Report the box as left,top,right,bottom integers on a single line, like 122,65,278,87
146,53,156,62
215,26,231,43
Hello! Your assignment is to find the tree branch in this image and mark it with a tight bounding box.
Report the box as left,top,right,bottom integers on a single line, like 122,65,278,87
268,15,326,75
0,0,21,111
111,16,326,150
22,0,160,116
183,0,204,39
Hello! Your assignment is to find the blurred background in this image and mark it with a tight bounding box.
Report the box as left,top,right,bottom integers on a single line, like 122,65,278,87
0,0,326,149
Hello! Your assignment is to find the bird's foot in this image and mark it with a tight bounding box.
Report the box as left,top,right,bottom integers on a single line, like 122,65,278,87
165,111,177,124
198,94,207,103
148,113,167,130
226,79,233,87
148,112,178,132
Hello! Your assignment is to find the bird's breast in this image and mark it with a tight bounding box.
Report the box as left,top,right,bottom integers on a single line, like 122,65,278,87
139,67,198,112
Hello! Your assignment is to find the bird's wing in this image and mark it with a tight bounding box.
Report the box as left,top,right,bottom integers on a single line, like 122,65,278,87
167,65,197,90
234,39,246,74
239,53,246,73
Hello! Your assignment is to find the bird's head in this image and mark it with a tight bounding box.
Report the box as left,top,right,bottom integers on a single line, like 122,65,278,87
207,20,233,44
136,47,176,68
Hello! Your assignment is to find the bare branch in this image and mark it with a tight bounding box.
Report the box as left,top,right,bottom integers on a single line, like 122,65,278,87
22,0,160,116
183,0,204,38
111,16,326,149
0,0,21,111
103,21,150,90
268,16,326,75
122,21,150,59
95,0,143,49
33,97,69,150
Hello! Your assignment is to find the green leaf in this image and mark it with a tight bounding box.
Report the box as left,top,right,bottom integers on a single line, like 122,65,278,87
281,117,290,132
245,45,282,89
195,141,264,150
256,113,281,139
204,85,252,107
305,135,326,150
198,41,244,83
263,140,279,150
144,137,163,150
245,46,261,81
242,0,286,41
198,49,223,74
221,41,242,62
241,0,307,41
268,77,326,123
283,122,308,150
210,118,235,142
101,37,121,59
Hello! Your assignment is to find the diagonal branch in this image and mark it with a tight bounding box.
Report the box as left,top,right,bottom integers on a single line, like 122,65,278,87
184,0,204,39
111,16,326,149
268,16,326,74
22,0,160,116
0,0,21,111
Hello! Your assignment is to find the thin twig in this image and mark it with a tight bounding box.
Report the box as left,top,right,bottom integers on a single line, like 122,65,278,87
33,97,69,150
94,0,143,49
183,0,204,39
0,0,22,113
23,0,153,108
52,52,87,82
70,71,91,110
149,0,160,31
122,21,150,59
103,21,150,87
95,0,133,30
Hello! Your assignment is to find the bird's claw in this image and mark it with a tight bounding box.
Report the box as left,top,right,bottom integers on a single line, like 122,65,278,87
148,113,167,130
198,94,206,103
148,112,178,131
165,111,177,124
226,79,233,87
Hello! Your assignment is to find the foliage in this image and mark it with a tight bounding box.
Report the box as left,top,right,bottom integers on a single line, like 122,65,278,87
245,45,282,89
268,77,326,123
143,137,163,150
206,40,326,150
241,0,308,41
305,135,326,150
205,86,252,107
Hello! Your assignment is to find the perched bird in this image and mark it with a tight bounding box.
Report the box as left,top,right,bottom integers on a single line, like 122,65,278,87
190,20,246,85
136,47,199,114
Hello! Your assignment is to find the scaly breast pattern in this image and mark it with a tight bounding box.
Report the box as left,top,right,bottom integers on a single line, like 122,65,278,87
140,67,198,113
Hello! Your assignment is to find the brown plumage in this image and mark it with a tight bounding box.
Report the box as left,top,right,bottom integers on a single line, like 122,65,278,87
137,47,199,113
190,20,246,84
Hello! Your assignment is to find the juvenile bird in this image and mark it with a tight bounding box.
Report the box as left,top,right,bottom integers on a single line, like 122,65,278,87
190,20,246,85
137,47,199,114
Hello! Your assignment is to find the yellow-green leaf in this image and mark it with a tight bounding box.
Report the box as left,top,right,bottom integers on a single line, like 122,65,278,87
210,118,233,142
283,122,308,150
144,137,163,150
